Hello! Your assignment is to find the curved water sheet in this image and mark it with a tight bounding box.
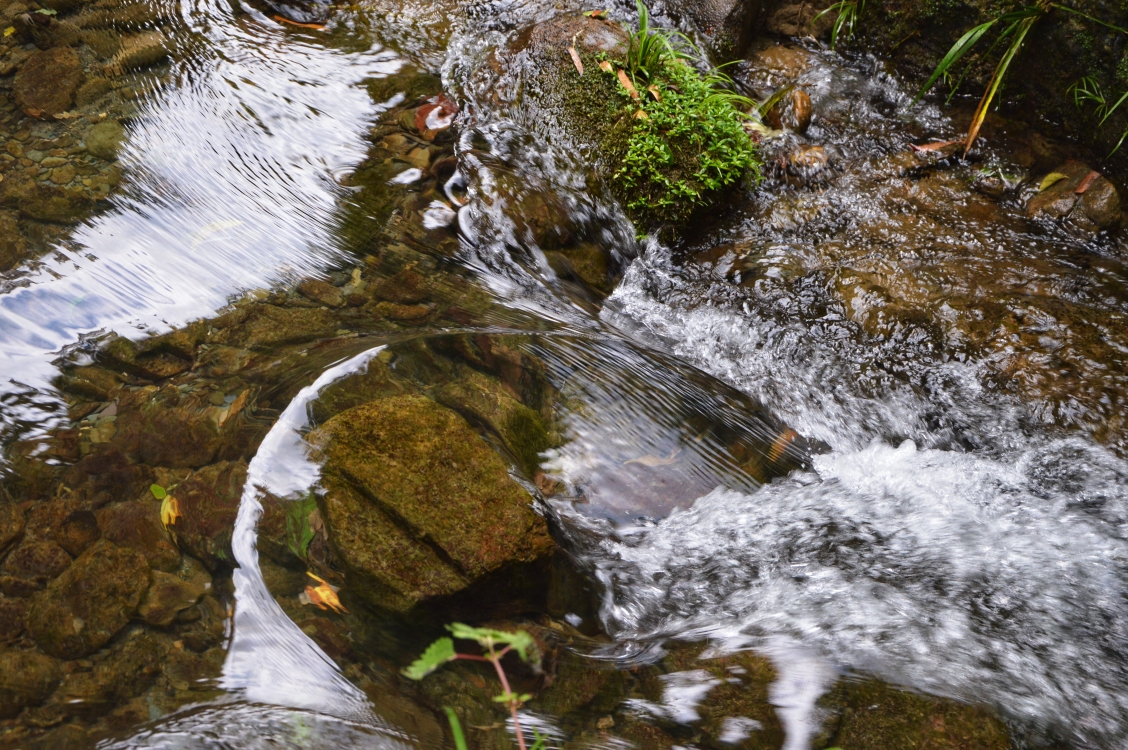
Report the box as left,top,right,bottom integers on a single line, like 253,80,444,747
103,346,412,749
531,334,809,522
0,0,403,411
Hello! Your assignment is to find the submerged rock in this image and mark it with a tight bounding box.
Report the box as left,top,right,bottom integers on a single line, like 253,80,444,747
310,395,555,612
26,540,149,659
96,500,180,572
13,46,84,117
0,541,71,596
138,557,211,627
0,650,61,718
85,118,126,161
171,461,246,570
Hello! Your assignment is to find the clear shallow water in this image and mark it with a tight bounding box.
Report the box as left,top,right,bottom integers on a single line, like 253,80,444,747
4,0,1128,748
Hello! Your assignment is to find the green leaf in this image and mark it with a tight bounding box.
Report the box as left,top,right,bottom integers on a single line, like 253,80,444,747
150,484,167,500
447,623,536,662
913,19,998,104
34,8,57,15
443,708,469,750
402,637,456,680
285,492,318,560
530,729,549,750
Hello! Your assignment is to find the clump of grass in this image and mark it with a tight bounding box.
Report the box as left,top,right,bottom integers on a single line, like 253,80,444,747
1069,75,1128,155
915,0,1128,155
815,0,866,49
596,0,762,232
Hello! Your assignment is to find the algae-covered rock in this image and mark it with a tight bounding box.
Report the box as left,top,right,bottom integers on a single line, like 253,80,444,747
97,500,180,572
0,650,62,718
0,541,71,595
26,540,149,659
172,461,246,571
826,679,1011,749
310,395,555,612
0,503,26,557
138,557,211,627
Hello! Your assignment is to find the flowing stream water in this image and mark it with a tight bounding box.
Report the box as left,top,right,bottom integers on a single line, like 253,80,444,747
3,0,1128,747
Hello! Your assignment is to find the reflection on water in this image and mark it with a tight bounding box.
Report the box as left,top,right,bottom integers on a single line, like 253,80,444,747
0,0,402,416
3,0,1128,746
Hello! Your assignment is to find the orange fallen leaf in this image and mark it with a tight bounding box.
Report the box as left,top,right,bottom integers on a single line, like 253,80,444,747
646,84,661,101
303,572,347,614
582,8,609,18
767,429,799,464
598,60,613,73
1075,170,1101,194
616,69,639,99
633,109,649,120
272,15,325,29
567,46,584,75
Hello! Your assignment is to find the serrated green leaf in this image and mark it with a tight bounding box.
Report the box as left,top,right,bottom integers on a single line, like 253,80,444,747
403,637,456,680
150,483,167,500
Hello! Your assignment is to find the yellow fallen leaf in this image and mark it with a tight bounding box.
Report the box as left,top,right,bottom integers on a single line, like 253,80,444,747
3,26,14,37
160,495,180,527
633,109,649,120
304,572,347,614
1039,172,1068,191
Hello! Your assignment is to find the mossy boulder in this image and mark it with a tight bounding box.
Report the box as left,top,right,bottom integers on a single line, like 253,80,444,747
497,14,760,240
26,540,149,659
0,650,62,718
309,395,555,612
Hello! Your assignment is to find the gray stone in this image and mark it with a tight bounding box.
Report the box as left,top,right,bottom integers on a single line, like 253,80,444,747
85,119,125,161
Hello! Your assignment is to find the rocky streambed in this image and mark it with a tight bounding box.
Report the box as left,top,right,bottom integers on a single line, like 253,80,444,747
1,0,1128,748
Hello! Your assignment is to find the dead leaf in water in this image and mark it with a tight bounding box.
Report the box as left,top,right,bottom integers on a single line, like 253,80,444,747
303,572,347,614
160,495,180,528
1039,172,1068,191
272,15,326,29
624,447,681,467
767,429,799,464
1075,170,1101,194
909,139,961,153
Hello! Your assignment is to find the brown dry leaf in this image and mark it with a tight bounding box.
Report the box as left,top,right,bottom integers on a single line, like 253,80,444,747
633,109,649,120
1039,172,1068,191
909,139,962,153
767,428,799,464
273,14,326,29
567,46,584,76
624,447,679,467
160,496,180,528
1075,170,1101,194
616,69,639,99
219,390,248,427
646,84,661,101
304,572,347,614
598,60,613,73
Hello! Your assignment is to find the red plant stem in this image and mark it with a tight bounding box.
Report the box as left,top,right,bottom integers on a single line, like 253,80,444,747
488,648,526,750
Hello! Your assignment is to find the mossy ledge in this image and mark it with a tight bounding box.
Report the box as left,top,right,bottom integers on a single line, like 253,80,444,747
512,15,761,239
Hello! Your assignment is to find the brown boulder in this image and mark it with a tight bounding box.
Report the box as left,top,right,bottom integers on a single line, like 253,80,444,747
0,503,25,556
172,461,246,570
56,510,100,557
296,278,345,307
0,598,27,642
0,650,62,718
1027,161,1121,231
97,500,179,572
310,395,554,612
26,540,149,659
13,46,84,118
138,557,210,627
0,541,71,595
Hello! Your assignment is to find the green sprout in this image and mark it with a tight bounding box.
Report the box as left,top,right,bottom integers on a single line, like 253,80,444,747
404,624,547,750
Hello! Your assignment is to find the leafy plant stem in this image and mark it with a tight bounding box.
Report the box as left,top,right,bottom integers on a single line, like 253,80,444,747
964,14,1035,155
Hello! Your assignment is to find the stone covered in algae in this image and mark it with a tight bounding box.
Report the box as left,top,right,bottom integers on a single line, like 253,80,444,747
26,539,149,659
310,395,555,612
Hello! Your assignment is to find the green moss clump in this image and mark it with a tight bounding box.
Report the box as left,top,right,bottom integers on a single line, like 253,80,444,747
605,59,762,229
